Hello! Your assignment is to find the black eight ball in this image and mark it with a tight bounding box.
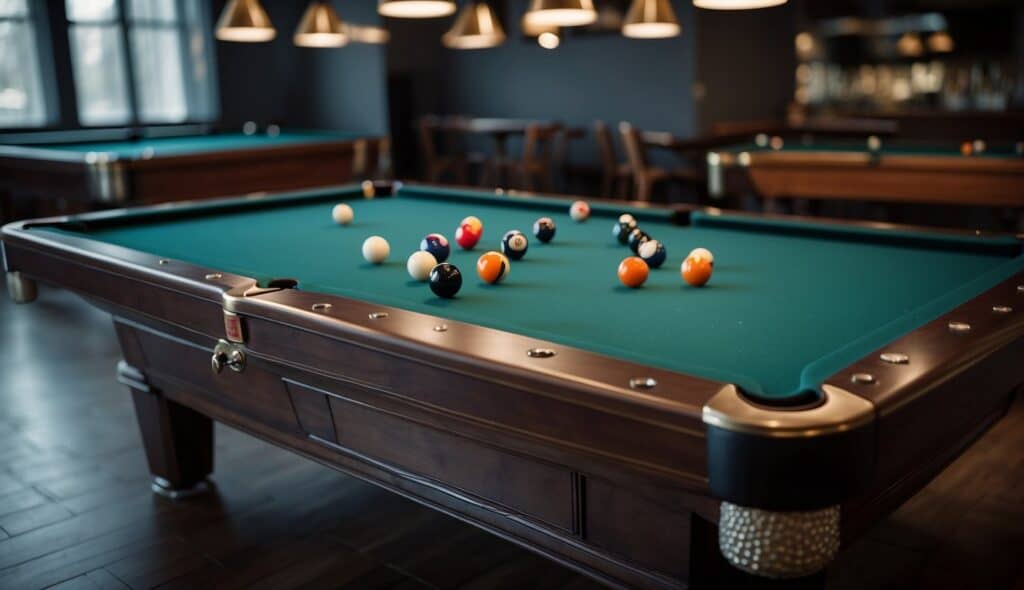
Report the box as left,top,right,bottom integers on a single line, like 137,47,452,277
428,263,462,298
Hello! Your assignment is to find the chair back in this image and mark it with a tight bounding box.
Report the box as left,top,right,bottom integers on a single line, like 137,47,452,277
418,115,441,165
618,122,650,177
522,123,563,165
594,121,618,175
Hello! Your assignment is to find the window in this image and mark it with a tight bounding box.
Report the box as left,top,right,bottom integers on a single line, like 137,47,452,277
66,0,215,126
0,0,49,127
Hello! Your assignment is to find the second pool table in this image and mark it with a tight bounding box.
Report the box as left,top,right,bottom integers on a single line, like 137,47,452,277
0,130,386,220
707,139,1024,208
4,182,1024,588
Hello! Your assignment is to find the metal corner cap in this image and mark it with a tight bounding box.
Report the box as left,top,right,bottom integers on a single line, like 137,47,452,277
702,384,876,438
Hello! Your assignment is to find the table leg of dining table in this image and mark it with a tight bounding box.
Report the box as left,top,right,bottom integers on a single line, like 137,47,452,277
494,134,508,187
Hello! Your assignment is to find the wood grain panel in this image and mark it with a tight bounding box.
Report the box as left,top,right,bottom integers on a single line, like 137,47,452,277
327,391,576,534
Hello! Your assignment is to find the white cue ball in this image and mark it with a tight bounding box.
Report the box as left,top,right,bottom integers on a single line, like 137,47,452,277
407,250,437,281
362,236,390,264
332,203,354,225
689,247,714,265
570,200,590,222
867,135,881,152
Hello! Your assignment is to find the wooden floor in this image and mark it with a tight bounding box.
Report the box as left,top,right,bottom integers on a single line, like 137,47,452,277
1,284,1022,590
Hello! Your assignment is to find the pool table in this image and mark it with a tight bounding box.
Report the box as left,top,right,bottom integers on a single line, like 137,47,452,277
4,181,1024,589
0,130,386,221
706,139,1024,208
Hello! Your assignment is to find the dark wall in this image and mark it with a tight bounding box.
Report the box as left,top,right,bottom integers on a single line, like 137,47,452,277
292,2,390,134
438,0,699,138
213,1,303,128
213,0,389,135
694,2,797,133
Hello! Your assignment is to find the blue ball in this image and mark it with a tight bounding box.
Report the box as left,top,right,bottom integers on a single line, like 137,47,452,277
638,239,667,268
420,233,450,263
533,217,556,243
501,230,529,260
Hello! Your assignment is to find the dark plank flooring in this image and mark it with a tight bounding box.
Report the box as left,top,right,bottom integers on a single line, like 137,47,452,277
1,284,1022,590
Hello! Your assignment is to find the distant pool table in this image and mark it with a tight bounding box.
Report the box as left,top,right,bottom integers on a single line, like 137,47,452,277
4,182,1024,588
707,139,1024,208
0,130,385,219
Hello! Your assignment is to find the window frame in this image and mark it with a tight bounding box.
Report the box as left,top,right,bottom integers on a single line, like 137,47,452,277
0,0,218,136
0,1,56,129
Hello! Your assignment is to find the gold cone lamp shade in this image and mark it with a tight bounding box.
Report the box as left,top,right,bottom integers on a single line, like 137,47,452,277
623,0,680,38
523,0,596,28
294,1,348,47
216,0,276,42
927,31,954,53
897,32,924,57
378,0,456,18
443,2,506,49
693,0,786,9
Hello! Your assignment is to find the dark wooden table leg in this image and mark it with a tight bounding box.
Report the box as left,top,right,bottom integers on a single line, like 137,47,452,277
117,361,213,500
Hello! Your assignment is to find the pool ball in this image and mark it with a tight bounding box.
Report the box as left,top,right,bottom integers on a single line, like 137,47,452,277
476,251,511,284
361,179,377,198
769,136,784,150
754,133,769,147
1016,141,1023,156
533,217,556,243
618,257,649,288
331,203,354,225
461,215,483,233
972,139,986,154
569,200,590,222
681,255,712,287
638,240,667,268
455,217,483,250
627,228,651,254
960,141,973,156
429,263,462,298
688,247,714,266
501,230,529,260
407,250,437,281
613,217,637,244
867,135,881,152
362,236,390,264
420,233,450,262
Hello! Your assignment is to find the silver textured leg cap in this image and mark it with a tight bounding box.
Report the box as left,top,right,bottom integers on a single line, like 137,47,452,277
719,502,840,579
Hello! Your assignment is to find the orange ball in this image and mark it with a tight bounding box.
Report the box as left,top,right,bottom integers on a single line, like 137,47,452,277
618,256,649,288
476,251,510,284
681,255,712,287
960,141,973,156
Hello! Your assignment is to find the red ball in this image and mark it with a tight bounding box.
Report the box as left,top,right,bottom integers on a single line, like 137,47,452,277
456,223,482,249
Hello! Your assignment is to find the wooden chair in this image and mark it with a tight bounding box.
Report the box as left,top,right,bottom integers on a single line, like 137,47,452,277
418,116,469,184
594,121,632,199
481,123,563,192
619,122,702,202
514,123,563,192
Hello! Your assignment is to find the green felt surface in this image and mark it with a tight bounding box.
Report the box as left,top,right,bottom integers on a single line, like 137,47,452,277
31,131,360,159
724,141,1021,158
41,185,1024,399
